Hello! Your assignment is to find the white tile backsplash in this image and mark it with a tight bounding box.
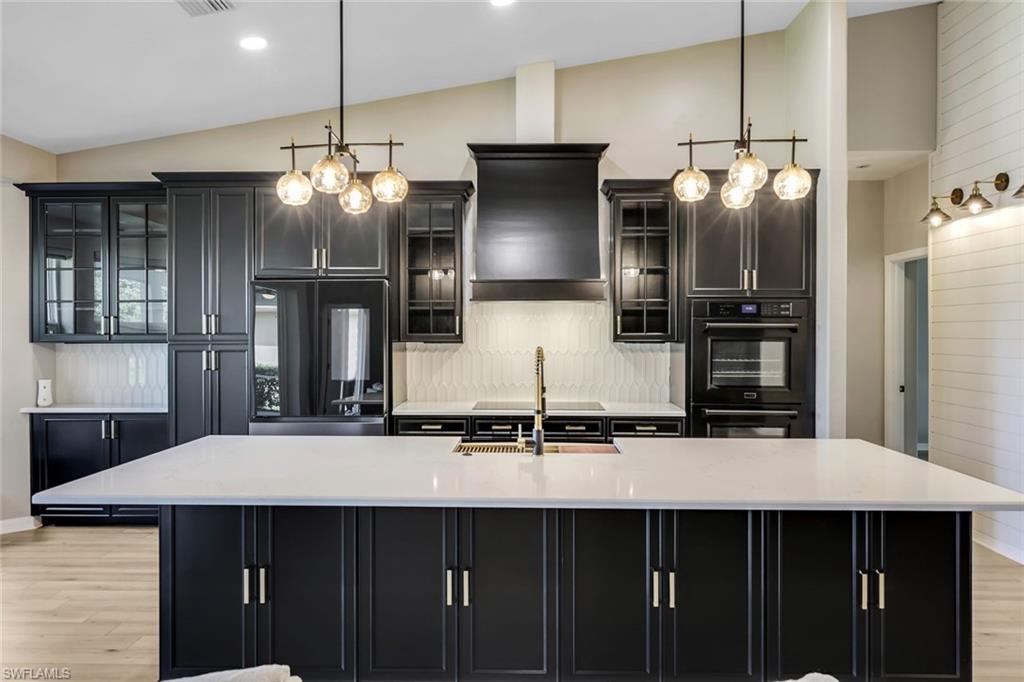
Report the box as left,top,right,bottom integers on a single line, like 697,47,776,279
404,301,673,402
55,344,167,406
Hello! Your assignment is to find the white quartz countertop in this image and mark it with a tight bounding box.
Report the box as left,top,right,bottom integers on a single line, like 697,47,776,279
21,405,168,414
393,401,686,417
32,435,1024,511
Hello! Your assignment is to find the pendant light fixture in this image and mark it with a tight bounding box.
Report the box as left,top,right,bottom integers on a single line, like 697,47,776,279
674,0,811,209
275,0,407,213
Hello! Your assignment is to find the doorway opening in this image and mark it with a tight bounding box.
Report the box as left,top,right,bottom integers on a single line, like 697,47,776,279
884,247,929,458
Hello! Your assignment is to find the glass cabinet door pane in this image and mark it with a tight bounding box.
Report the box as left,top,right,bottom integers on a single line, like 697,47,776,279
118,270,146,301
118,302,145,334
117,204,147,235
119,238,146,268
148,203,168,234
148,270,168,300
147,302,168,334
75,204,102,234
430,202,454,230
45,269,74,301
74,303,102,335
710,339,788,388
45,204,73,234
148,237,168,268
45,237,74,268
75,269,103,302
74,236,103,267
45,302,74,335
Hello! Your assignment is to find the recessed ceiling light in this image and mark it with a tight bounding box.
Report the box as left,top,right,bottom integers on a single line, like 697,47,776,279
490,0,515,6
240,36,268,51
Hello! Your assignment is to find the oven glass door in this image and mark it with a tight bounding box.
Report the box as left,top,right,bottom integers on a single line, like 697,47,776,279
692,320,807,404
693,408,809,438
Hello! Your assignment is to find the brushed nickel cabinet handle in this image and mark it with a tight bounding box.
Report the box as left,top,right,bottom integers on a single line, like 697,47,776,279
211,314,218,335
565,425,587,432
876,570,885,610
259,567,267,605
312,248,319,269
201,313,208,335
752,268,759,290
859,570,868,611
490,424,513,431
616,315,622,335
462,569,470,607
455,315,460,336
668,571,676,609
743,268,750,290
420,424,443,431
109,419,118,440
210,350,218,372
243,568,251,605
635,424,658,432
321,248,328,270
100,419,108,440
201,349,209,372
652,570,660,608
100,315,107,336
446,569,454,607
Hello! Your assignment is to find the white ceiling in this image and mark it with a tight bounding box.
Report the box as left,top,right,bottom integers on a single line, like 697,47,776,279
1,0,934,154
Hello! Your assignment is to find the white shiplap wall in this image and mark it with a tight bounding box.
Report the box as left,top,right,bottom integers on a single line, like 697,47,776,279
930,0,1024,563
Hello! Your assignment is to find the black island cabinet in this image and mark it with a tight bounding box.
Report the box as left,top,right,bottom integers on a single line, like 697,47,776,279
160,507,969,682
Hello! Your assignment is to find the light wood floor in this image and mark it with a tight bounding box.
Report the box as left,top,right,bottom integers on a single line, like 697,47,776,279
1,527,1022,682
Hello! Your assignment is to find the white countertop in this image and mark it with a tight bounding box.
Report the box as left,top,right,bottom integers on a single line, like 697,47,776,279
393,401,686,417
32,435,1024,511
21,404,168,414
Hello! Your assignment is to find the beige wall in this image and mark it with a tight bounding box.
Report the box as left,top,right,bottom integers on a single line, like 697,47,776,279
848,3,937,152
846,181,885,444
883,160,930,255
1,135,57,524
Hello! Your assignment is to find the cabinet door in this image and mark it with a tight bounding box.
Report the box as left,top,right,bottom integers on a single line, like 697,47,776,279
561,509,660,682
210,345,250,435
257,507,355,682
32,414,110,517
255,188,321,278
160,506,256,679
663,511,762,681
613,196,675,341
767,512,868,682
35,198,109,341
401,198,463,342
168,189,210,341
110,197,169,340
210,188,253,340
110,413,168,520
324,194,389,277
358,507,457,681
169,345,211,445
869,512,970,682
458,509,557,681
685,182,748,297
750,189,812,296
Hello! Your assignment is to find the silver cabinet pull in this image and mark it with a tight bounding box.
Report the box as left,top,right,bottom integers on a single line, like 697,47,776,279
462,569,471,607
565,425,587,432
743,268,750,290
652,570,660,608
420,424,443,431
109,419,118,440
210,314,218,335
446,569,454,607
243,568,251,605
668,571,676,609
100,419,108,440
490,424,513,431
259,567,267,605
100,316,108,336
312,248,319,269
616,315,622,335
321,248,328,270
876,570,885,610
455,315,460,336
210,350,218,372
859,570,868,611
201,313,209,335
635,424,658,432
201,349,209,372
752,268,759,290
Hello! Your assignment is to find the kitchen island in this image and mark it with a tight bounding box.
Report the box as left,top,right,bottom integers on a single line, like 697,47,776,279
33,436,1024,682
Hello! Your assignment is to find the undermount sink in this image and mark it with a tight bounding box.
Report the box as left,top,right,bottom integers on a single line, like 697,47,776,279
453,440,620,455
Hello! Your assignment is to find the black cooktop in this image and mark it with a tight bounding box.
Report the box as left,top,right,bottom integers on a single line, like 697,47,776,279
473,401,604,412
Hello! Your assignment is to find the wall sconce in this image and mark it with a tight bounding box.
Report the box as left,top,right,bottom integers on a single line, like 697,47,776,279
920,187,964,227
960,172,1010,215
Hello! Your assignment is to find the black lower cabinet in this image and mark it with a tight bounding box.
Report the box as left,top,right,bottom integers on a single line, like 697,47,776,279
169,343,249,445
767,511,868,682
110,414,169,520
663,510,763,681
357,507,457,681
561,509,659,681
869,512,970,682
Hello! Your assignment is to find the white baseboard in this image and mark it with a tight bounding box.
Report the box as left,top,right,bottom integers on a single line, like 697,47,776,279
0,515,41,535
974,529,1024,566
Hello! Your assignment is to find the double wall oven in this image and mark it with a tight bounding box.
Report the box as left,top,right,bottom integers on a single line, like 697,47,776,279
690,299,813,438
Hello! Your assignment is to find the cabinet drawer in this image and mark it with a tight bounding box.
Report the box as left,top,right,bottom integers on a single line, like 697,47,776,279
395,417,468,436
36,505,110,518
112,505,159,520
609,418,684,437
472,416,535,440
544,417,605,441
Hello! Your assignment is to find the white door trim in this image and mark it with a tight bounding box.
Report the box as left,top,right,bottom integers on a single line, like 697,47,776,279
883,247,928,451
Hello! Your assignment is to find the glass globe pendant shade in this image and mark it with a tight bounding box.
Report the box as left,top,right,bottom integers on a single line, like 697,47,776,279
721,180,755,210
276,169,314,206
339,178,373,215
772,163,813,201
673,166,710,202
728,151,768,191
372,166,409,203
310,154,350,194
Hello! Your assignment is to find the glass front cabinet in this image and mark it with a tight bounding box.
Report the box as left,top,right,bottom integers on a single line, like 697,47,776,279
23,183,168,342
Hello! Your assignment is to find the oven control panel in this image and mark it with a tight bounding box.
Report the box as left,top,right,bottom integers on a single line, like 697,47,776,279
704,301,797,318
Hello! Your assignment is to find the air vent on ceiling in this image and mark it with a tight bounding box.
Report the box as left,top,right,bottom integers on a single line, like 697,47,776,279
176,0,236,17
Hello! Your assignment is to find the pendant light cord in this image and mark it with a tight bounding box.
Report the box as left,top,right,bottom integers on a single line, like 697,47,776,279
739,0,745,144
339,0,345,145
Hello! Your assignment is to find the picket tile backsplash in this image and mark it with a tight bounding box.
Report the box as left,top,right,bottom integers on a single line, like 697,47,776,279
55,344,167,406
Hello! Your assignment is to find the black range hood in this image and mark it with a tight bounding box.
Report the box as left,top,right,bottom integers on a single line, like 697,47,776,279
467,143,608,300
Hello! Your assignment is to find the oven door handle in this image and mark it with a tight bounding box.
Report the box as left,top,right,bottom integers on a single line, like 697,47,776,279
703,409,800,417
703,322,800,330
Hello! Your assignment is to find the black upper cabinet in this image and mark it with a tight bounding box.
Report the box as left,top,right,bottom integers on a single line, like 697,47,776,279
562,509,660,682
358,507,458,682
399,183,473,343
20,184,167,342
869,512,970,682
663,511,763,682
683,170,815,298
167,186,252,343
255,182,390,279
169,343,249,445
603,182,678,342
458,508,558,681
